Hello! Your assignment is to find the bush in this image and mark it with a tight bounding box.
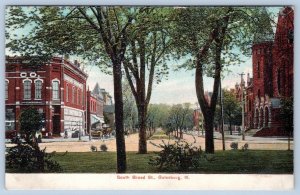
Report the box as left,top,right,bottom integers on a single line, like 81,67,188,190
6,122,63,173
149,137,210,171
90,145,97,152
230,142,238,150
241,143,249,151
6,143,62,173
100,144,108,152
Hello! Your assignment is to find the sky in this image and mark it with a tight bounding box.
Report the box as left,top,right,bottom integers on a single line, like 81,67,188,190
5,6,282,106
85,52,253,106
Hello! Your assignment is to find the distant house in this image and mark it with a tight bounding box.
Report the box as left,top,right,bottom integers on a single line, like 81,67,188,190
87,83,114,132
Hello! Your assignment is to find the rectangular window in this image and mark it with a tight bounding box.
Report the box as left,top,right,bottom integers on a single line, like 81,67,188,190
66,84,69,102
35,80,42,99
23,80,31,100
77,89,80,105
52,81,60,100
72,87,75,103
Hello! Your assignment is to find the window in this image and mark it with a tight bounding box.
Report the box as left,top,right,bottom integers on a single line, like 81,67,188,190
77,89,80,105
23,80,31,100
5,80,9,99
288,29,294,44
52,81,60,100
72,86,75,103
35,80,42,99
66,84,69,102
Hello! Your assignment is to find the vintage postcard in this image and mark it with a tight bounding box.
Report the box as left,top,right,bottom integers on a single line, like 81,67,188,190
4,5,294,190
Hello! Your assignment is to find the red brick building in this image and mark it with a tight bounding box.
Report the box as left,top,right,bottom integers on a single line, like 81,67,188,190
5,56,88,137
242,7,294,136
86,83,105,133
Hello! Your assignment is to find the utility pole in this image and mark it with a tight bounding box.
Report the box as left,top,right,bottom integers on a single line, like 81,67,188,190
219,80,225,150
239,72,245,141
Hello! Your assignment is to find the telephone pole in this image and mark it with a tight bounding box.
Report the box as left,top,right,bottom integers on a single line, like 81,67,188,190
238,72,245,141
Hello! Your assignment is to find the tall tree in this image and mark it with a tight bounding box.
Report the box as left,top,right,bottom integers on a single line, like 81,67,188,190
171,7,275,153
6,6,135,173
123,8,172,153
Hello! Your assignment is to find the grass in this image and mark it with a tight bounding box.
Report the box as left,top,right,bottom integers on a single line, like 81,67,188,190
148,129,173,140
7,150,291,174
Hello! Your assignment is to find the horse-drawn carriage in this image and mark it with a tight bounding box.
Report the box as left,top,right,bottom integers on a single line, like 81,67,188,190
91,127,113,139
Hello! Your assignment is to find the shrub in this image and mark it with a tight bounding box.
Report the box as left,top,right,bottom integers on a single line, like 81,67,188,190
100,144,108,152
6,110,62,173
241,143,249,151
6,143,62,173
230,142,238,150
90,145,97,152
149,137,210,171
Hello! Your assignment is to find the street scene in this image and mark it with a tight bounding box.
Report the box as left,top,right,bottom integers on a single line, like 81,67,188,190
5,5,293,179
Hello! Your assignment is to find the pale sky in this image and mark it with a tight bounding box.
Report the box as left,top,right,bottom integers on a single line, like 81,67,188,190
85,55,253,105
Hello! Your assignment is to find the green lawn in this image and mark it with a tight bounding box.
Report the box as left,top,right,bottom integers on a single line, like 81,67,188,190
39,150,294,174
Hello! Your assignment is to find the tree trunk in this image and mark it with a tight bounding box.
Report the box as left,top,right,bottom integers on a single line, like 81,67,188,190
229,121,232,135
113,62,127,173
204,112,215,153
288,131,291,151
138,104,147,154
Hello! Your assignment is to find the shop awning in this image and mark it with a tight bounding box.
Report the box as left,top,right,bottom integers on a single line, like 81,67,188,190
91,114,105,124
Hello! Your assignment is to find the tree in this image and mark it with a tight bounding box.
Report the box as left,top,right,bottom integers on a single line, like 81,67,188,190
147,104,172,135
123,80,138,134
167,103,194,139
280,97,293,151
171,7,274,153
6,6,135,173
123,8,172,153
19,107,42,144
222,90,242,135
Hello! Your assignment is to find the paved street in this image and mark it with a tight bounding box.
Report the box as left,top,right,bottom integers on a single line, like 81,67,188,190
6,132,293,153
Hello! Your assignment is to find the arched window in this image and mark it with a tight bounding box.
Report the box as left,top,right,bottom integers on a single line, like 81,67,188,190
66,83,69,102
35,80,43,99
258,89,261,99
52,80,60,100
5,80,9,100
23,79,32,100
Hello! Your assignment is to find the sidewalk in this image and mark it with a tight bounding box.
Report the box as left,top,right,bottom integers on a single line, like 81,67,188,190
5,132,293,152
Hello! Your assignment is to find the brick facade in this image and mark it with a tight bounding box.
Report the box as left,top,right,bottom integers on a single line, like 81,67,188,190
238,7,294,136
5,56,88,137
